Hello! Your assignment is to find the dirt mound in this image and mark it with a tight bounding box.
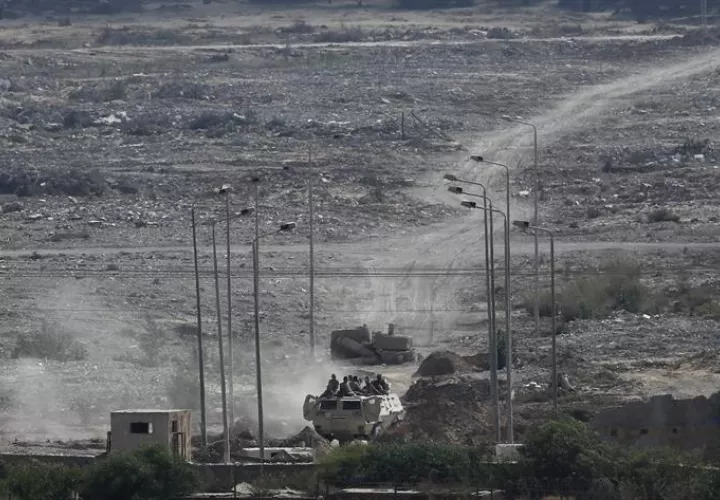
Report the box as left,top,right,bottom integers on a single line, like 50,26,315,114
414,351,469,376
404,376,495,404
271,426,332,455
414,351,490,377
379,376,504,445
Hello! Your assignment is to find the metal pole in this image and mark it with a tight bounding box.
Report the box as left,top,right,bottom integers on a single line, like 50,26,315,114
530,225,557,413
225,193,235,428
503,213,513,443
549,234,557,413
191,207,207,449
252,179,265,466
477,186,499,442
252,240,265,464
702,0,708,27
532,126,540,345
487,205,500,444
308,153,316,359
212,223,230,463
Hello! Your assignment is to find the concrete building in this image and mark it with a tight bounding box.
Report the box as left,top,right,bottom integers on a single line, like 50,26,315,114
591,393,720,459
108,409,192,461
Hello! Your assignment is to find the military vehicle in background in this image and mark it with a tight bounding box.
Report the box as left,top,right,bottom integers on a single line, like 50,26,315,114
303,392,405,443
330,324,416,365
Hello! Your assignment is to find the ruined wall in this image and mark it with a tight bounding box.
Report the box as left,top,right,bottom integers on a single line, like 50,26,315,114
591,392,720,458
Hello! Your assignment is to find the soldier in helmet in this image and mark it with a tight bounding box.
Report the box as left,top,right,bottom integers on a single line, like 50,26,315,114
339,376,356,397
321,374,340,398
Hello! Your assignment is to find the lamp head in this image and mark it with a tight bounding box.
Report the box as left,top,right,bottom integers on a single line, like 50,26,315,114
469,155,484,162
448,186,464,194
279,222,297,231
443,173,458,182
460,201,477,209
513,220,530,231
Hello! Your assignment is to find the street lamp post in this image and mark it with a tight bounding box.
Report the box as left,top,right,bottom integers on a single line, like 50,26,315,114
190,206,208,449
445,177,499,441
219,185,235,428
251,221,297,463
457,196,511,443
502,116,539,345
469,156,514,443
308,153,316,359
211,222,231,463
514,220,557,414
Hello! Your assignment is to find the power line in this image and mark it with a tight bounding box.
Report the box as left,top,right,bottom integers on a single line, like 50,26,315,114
0,267,712,279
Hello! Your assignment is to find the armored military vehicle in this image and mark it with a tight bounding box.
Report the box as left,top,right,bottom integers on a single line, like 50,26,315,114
303,393,405,443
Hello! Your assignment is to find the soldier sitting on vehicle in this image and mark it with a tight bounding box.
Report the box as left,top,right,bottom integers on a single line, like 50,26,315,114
339,376,356,397
349,375,362,393
320,374,340,398
371,374,390,395
363,376,373,393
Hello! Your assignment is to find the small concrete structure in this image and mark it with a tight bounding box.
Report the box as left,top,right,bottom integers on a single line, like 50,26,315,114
109,409,192,461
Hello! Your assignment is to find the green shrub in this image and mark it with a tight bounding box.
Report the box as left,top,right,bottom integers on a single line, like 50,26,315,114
82,445,197,500
319,443,490,485
3,461,82,500
519,418,615,481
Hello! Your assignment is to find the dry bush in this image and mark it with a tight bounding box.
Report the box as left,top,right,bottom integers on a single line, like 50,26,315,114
674,138,710,157
48,230,91,243
487,27,516,39
122,113,173,136
153,81,211,100
280,20,315,34
95,26,189,47
647,207,680,223
187,110,256,132
0,167,106,197
12,320,87,362
527,261,652,322
313,27,365,43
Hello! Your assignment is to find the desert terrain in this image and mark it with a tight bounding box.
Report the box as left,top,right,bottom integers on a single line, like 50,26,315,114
0,0,719,455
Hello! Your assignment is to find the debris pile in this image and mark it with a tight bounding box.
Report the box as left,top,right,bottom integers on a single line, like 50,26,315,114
270,426,331,455
331,324,416,365
414,350,489,376
378,375,502,445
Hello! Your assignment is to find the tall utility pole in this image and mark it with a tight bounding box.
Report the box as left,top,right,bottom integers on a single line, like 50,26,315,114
252,240,265,464
251,177,264,463
502,116,539,342
191,207,207,449
701,0,708,27
532,126,539,346
224,189,234,428
308,150,316,359
212,223,230,464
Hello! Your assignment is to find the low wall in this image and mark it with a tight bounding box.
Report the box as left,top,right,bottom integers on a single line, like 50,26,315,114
0,453,97,468
197,463,318,492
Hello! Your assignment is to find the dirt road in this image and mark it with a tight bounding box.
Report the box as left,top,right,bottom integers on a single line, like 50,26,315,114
358,43,720,330
6,34,679,56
